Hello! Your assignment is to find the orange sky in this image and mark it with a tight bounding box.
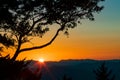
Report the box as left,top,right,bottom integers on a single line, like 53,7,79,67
17,20,120,61
2,0,120,61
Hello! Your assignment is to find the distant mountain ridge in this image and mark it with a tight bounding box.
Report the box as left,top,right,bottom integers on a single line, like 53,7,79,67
28,59,120,80
46,59,120,63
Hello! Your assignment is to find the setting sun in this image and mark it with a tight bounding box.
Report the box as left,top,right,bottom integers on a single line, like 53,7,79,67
39,58,44,63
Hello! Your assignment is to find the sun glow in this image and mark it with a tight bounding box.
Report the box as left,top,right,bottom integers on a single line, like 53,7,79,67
39,58,44,63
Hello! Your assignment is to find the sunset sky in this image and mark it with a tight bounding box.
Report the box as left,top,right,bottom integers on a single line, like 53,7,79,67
8,0,120,61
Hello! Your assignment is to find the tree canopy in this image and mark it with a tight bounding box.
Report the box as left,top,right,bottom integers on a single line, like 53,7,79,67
0,0,104,60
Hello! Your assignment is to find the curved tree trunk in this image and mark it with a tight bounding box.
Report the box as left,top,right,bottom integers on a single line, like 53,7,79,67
11,36,22,61
11,47,21,61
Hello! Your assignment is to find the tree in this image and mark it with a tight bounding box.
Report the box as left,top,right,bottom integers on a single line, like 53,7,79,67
93,62,115,80
0,0,104,60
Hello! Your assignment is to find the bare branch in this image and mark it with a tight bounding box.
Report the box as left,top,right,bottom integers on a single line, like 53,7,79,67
19,26,64,53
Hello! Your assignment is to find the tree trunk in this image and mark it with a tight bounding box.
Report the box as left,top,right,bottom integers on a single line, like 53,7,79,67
11,36,22,61
11,48,20,61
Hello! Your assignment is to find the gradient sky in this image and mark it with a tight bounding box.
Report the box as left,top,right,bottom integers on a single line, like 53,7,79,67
9,0,120,61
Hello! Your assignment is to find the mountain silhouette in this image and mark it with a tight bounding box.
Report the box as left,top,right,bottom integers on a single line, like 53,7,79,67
28,59,120,80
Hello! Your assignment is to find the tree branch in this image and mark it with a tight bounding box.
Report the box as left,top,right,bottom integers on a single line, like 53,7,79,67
24,15,46,36
18,26,63,53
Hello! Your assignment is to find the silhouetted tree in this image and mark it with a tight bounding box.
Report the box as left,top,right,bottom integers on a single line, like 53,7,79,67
94,62,115,80
0,0,105,60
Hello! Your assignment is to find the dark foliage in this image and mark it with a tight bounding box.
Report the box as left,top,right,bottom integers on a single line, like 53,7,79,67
0,55,30,80
94,62,115,80
0,34,15,47
0,0,105,60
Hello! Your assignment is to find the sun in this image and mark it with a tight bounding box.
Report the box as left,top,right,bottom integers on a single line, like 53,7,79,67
38,58,44,63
